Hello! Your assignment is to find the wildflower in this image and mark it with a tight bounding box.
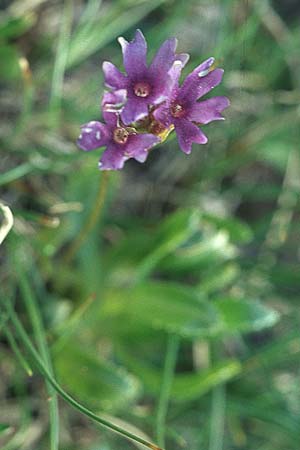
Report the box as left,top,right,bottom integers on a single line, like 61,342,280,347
153,57,230,154
102,29,184,125
77,91,160,170
77,30,229,170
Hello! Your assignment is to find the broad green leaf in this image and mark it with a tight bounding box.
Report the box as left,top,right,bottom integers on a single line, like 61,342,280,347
136,208,202,280
54,344,140,411
199,263,240,295
98,282,220,338
214,297,280,333
117,347,241,401
104,208,202,283
171,361,241,401
159,229,237,274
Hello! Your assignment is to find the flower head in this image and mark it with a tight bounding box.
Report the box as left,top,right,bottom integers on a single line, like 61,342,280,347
153,57,230,154
103,29,183,125
77,91,160,170
77,30,229,170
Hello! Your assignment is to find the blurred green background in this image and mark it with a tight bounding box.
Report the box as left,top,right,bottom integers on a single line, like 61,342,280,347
1,0,300,449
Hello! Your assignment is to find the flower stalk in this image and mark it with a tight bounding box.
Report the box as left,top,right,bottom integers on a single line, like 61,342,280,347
64,170,110,263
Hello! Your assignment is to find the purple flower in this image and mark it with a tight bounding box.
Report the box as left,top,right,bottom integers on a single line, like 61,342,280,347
77,30,230,170
153,57,230,154
77,91,160,170
102,29,184,125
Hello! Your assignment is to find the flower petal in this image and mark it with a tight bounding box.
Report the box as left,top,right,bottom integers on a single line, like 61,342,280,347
121,96,149,125
175,118,207,154
178,57,224,101
77,121,109,151
153,103,171,128
125,134,160,162
99,144,126,170
101,89,127,124
102,61,127,89
118,29,147,77
197,69,224,99
98,133,160,170
188,96,230,124
168,60,185,97
176,53,190,67
150,37,177,76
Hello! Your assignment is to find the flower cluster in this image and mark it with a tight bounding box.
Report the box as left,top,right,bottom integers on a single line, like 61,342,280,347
77,30,230,170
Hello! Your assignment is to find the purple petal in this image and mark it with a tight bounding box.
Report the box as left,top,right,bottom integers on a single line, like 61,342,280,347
148,72,173,105
118,29,147,77
176,53,190,67
167,60,185,97
178,57,224,102
150,37,177,76
99,133,160,170
99,144,126,171
197,69,224,99
121,97,149,125
102,61,127,89
153,103,171,128
101,89,127,124
77,121,109,151
175,118,208,154
183,57,215,84
125,134,160,162
188,96,230,124
102,89,127,109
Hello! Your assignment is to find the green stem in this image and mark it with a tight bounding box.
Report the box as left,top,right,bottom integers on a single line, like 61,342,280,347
0,163,33,187
17,265,59,450
3,301,162,450
156,334,179,448
3,325,33,377
63,171,110,263
208,383,226,450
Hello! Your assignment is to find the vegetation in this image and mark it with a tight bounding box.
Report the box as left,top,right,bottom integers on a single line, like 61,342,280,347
1,1,300,449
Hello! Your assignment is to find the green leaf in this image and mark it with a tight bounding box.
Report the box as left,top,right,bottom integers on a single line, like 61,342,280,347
104,208,202,283
0,14,35,40
202,213,253,244
54,344,140,411
117,347,241,401
171,361,241,401
199,263,240,295
136,208,202,280
67,0,168,67
0,44,21,81
214,297,280,333
98,282,220,339
159,228,237,275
